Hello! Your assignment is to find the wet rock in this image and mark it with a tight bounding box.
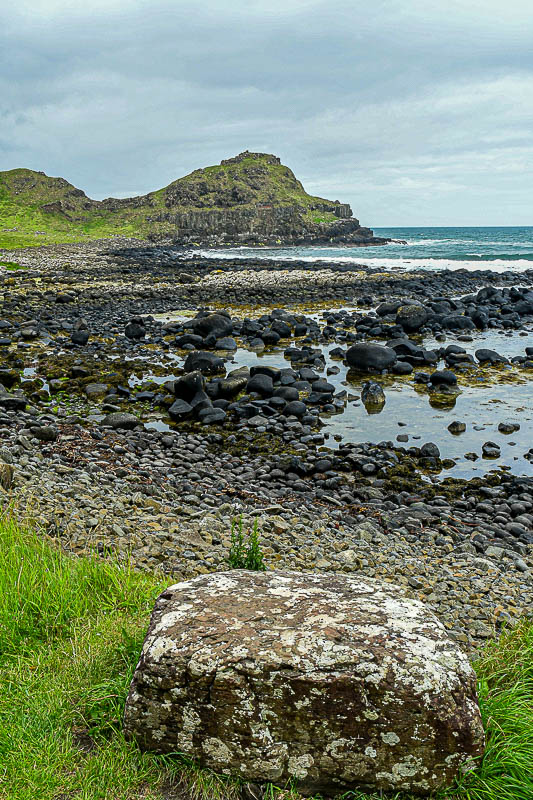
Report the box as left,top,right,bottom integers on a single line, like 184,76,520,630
361,381,386,409
442,315,475,331
198,407,227,424
448,421,467,434
475,349,508,365
346,343,397,372
183,351,225,375
215,337,237,350
218,367,250,399
482,441,501,458
377,300,402,316
498,422,520,434
168,398,194,421
125,317,146,340
251,365,282,382
175,333,204,348
188,312,233,340
284,400,307,417
124,571,484,795
247,374,274,397
174,371,205,400
274,386,300,401
392,361,413,375
420,442,440,458
430,370,457,387
396,304,429,332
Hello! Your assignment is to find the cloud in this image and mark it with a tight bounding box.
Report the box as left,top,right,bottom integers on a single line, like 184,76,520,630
1,0,532,223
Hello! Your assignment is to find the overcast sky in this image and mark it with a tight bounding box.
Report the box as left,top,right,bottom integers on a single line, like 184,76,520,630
1,0,532,225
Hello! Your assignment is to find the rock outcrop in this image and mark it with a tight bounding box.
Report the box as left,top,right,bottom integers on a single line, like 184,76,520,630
124,570,484,796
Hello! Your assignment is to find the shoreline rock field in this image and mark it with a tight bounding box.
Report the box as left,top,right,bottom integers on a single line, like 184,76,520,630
0,238,532,655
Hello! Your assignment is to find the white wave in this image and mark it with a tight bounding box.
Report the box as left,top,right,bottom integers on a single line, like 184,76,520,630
195,249,533,273
354,257,533,273
395,239,533,248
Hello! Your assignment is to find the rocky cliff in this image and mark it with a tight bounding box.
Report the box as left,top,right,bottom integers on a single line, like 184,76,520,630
0,151,387,247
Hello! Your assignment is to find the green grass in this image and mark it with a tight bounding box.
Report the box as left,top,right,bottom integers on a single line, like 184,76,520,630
0,514,531,800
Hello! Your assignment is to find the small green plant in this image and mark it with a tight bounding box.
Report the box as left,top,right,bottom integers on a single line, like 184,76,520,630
228,516,266,571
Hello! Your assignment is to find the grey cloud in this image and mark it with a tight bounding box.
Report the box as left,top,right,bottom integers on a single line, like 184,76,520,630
1,0,532,223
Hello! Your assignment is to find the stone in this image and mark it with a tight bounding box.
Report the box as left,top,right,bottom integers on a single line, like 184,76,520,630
215,336,237,350
0,462,14,490
283,400,307,417
498,422,520,434
395,304,429,332
361,381,386,409
448,421,466,435
0,394,27,411
125,318,146,339
198,407,227,424
174,371,205,401
482,441,500,458
175,333,204,348
475,349,508,365
346,343,397,372
124,571,484,796
71,330,90,345
392,361,413,375
101,412,140,430
85,383,109,400
168,399,194,421
442,316,475,332
189,313,233,340
30,425,59,441
429,370,457,387
247,373,274,397
250,365,282,382
420,442,440,459
218,368,250,399
183,351,225,375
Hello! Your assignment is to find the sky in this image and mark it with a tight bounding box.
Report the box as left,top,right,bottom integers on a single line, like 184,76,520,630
1,0,532,226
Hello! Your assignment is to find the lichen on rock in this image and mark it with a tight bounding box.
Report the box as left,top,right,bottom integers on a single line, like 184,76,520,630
124,570,484,795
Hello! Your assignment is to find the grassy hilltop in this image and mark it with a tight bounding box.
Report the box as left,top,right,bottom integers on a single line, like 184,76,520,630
0,151,356,249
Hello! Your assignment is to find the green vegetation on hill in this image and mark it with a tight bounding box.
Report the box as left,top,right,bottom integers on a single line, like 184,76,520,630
0,152,345,249
0,515,532,799
0,168,147,249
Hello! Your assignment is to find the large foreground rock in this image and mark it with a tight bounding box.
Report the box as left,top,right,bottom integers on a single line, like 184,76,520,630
124,571,484,795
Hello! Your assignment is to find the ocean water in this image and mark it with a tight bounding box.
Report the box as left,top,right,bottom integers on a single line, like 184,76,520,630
197,226,533,273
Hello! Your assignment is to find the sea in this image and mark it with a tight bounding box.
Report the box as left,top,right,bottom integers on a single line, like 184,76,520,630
196,226,533,273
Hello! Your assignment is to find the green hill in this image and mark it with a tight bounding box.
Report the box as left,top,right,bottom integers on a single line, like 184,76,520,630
0,151,380,249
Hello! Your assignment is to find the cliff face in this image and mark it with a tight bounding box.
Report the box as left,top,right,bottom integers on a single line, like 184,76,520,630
0,152,386,246
146,208,377,245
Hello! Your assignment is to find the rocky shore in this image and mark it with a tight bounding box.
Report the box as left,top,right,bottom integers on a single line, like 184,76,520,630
0,238,532,653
